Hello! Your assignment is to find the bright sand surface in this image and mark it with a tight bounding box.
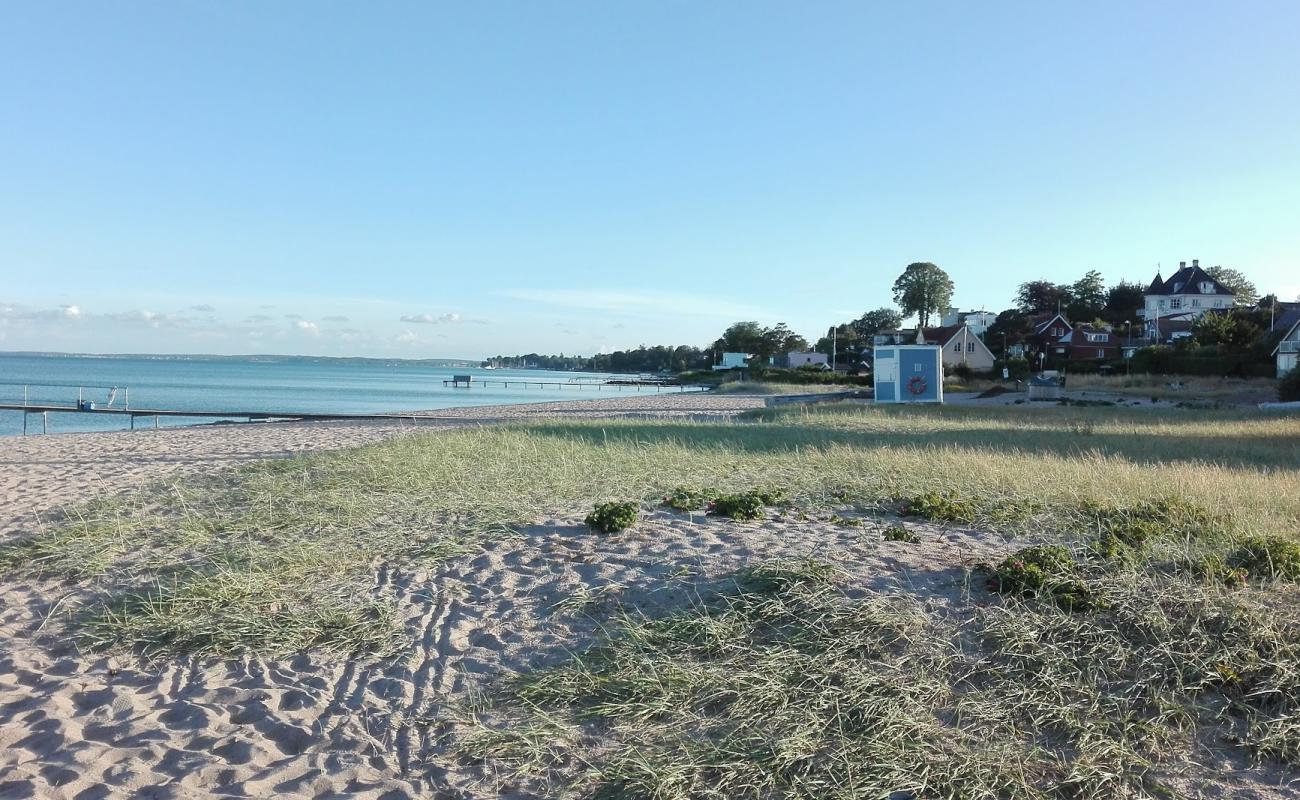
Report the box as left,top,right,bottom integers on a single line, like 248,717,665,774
4,393,875,799
0,391,1287,798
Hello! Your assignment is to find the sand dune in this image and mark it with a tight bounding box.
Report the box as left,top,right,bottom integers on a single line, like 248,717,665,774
0,393,781,799
0,507,997,799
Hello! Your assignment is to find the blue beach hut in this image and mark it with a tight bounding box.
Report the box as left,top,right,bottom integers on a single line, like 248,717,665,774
873,345,944,404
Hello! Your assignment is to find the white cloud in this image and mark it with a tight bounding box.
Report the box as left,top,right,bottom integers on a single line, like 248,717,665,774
399,312,467,324
294,320,320,335
392,329,420,345
189,304,215,313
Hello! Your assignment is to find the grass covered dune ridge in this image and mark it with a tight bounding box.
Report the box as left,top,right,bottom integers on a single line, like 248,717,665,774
2,403,1299,661
3,402,1300,797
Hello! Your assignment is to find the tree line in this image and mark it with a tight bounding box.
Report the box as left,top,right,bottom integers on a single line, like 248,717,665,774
490,260,1285,373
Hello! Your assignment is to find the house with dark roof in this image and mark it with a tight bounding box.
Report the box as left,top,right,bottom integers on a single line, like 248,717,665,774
917,324,996,371
1141,259,1235,339
1024,312,1072,363
1059,323,1122,362
1271,306,1300,378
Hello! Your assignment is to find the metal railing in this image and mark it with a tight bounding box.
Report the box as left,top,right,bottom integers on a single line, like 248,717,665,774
0,382,129,409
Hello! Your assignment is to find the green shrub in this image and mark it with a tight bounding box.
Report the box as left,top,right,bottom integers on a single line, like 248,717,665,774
1280,368,1300,402
1082,497,1224,549
988,545,1096,611
883,524,920,543
1230,536,1300,580
662,485,720,512
902,492,977,524
585,501,640,533
754,487,788,506
709,492,767,521
1193,554,1250,587
829,514,866,529
1089,533,1138,565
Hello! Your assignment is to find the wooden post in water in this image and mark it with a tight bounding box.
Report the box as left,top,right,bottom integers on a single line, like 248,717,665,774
42,412,48,434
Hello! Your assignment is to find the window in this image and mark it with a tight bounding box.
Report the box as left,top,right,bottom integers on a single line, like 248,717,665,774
1201,282,1213,293
967,342,975,353
954,342,961,352
1159,299,1167,308
1192,299,1201,307
1097,348,1106,358
913,364,923,373
1170,298,1182,309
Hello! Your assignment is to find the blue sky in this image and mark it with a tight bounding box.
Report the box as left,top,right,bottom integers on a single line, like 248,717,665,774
2,1,1298,358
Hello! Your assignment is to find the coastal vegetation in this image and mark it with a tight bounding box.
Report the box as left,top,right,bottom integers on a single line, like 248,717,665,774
2,402,1298,795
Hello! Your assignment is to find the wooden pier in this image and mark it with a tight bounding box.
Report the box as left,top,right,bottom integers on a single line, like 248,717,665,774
443,376,703,390
0,402,452,435
1,378,708,435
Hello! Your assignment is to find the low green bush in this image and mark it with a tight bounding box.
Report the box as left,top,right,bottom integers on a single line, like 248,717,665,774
1230,535,1300,580
1192,553,1250,587
662,485,720,512
988,545,1097,611
883,524,920,543
902,492,977,524
585,501,640,533
709,492,768,521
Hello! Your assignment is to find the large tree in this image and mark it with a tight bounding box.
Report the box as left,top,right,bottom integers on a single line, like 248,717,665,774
891,262,954,329
712,321,766,356
1206,267,1258,308
1102,280,1145,326
985,309,1034,355
713,321,807,360
1067,270,1106,321
761,322,809,357
1205,266,1258,306
850,307,904,339
1015,280,1072,314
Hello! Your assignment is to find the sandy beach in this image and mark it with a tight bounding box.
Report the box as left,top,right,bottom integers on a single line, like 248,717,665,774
1,392,834,799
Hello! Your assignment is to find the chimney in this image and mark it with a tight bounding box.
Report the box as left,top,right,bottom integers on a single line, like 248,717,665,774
1192,259,1199,268
1179,261,1186,269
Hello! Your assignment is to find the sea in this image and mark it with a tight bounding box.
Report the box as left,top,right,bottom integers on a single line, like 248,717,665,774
0,353,641,437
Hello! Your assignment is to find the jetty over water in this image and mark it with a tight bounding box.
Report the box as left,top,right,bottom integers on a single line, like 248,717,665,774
444,375,703,390
0,401,451,435
0,378,709,435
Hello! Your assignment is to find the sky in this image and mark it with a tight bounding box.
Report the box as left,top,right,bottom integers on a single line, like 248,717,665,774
2,1,1299,359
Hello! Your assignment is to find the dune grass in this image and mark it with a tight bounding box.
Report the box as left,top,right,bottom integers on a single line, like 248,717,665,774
466,559,1300,798
3,401,1299,794
0,403,1296,663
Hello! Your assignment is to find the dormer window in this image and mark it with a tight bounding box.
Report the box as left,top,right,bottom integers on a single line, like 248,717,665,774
1200,282,1213,293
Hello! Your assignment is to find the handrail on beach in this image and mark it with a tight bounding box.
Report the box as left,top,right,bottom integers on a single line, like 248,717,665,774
0,382,130,411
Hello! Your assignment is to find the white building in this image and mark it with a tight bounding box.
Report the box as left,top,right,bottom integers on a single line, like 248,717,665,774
1141,260,1235,339
1273,313,1300,378
939,309,997,337
712,352,749,371
782,351,829,369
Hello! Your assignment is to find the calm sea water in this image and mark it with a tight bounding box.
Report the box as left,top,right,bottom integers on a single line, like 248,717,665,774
0,353,649,437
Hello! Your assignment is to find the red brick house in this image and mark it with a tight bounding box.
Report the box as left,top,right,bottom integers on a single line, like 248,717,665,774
1059,323,1122,361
